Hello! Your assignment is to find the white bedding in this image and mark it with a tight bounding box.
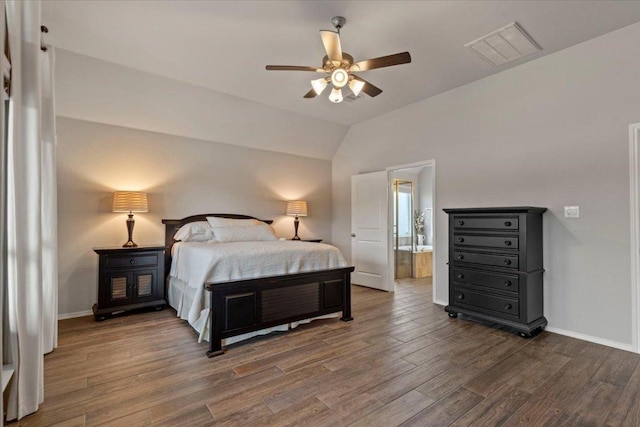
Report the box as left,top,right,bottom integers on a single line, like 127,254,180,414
168,240,348,344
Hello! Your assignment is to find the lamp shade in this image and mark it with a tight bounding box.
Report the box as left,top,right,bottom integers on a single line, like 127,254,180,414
286,200,308,217
112,191,148,213
329,87,343,103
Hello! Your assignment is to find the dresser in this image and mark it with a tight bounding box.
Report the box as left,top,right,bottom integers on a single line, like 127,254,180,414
93,246,166,321
443,207,547,337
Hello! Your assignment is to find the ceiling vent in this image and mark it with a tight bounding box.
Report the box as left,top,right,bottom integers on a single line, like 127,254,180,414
465,22,541,67
344,93,363,102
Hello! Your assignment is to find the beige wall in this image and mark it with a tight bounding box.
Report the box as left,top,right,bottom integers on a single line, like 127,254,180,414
333,22,640,348
54,49,348,161
57,117,332,316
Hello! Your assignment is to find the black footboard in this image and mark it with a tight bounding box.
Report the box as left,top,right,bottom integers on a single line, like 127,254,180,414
204,267,355,357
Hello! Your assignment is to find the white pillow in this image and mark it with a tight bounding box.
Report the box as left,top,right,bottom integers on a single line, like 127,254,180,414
206,216,261,228
174,221,213,242
211,223,277,243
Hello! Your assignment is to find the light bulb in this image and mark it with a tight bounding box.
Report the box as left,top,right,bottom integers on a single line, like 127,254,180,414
329,87,343,103
349,79,365,97
330,68,348,88
311,78,328,95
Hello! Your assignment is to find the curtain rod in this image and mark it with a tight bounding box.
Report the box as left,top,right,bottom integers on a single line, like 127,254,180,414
41,25,48,52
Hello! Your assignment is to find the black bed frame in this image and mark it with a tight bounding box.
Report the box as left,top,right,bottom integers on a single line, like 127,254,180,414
162,214,354,357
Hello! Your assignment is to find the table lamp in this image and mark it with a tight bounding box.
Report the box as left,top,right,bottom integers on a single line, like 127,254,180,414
286,200,308,240
112,191,148,247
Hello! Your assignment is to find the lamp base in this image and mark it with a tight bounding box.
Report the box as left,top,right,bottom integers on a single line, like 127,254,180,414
123,213,138,248
292,216,301,240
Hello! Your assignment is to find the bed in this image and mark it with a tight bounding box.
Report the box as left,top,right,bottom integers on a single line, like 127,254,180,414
162,214,354,357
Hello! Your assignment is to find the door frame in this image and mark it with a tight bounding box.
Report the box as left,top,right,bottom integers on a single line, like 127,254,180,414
386,159,436,300
629,123,640,353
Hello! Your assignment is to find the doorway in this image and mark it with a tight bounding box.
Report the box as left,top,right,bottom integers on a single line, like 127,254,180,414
388,161,436,299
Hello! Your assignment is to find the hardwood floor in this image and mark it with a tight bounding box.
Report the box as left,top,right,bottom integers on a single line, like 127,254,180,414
13,278,640,426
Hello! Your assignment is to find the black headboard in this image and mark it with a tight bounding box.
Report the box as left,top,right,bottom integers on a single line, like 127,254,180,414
161,214,273,278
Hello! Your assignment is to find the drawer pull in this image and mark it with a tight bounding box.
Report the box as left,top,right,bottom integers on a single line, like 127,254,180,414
457,220,464,226
457,254,464,260
129,259,136,265
504,259,511,266
504,221,512,227
456,293,464,300
457,237,464,243
456,273,464,280
504,280,512,287
504,240,512,247
505,304,512,310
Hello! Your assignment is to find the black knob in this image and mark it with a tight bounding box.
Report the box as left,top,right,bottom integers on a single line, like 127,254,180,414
129,259,135,265
457,220,464,226
457,254,464,260
457,293,464,300
458,237,464,243
504,240,512,247
504,280,512,287
504,259,511,265
505,221,512,227
505,304,512,310
456,273,464,280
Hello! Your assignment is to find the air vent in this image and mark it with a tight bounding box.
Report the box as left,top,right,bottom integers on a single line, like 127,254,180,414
465,22,541,67
344,93,362,102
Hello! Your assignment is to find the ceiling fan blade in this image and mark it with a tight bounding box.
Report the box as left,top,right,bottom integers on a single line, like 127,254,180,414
303,89,317,99
265,65,324,72
320,30,343,62
351,52,411,72
352,75,383,97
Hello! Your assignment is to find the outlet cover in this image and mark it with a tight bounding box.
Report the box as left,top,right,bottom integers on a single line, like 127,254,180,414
564,206,580,218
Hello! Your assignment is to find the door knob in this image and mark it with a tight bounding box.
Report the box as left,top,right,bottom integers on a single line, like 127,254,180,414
350,233,356,237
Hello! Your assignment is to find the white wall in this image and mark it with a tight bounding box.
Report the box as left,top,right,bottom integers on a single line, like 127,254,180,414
333,22,640,347
57,117,332,316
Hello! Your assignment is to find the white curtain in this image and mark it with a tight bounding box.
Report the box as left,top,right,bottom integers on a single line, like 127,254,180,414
5,0,58,420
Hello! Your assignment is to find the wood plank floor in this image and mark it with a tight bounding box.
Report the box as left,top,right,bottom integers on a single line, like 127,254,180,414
12,278,640,426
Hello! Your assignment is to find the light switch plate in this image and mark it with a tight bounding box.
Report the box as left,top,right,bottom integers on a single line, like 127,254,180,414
564,206,580,218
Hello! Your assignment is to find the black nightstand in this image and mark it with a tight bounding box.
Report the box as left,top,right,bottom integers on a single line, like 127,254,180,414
93,245,166,321
290,239,323,243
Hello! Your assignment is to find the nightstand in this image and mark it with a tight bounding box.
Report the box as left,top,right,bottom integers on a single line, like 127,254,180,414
290,239,323,243
93,245,166,321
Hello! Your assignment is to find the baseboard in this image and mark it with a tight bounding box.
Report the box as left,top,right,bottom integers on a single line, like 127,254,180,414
58,310,93,320
431,299,635,352
545,326,635,353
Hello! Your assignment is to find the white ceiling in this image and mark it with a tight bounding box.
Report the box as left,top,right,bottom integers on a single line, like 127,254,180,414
42,1,640,126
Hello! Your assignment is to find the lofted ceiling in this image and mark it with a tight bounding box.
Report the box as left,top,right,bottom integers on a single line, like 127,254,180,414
42,1,640,127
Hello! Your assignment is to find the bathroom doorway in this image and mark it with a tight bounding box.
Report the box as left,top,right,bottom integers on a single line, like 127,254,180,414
388,162,435,295
393,179,414,279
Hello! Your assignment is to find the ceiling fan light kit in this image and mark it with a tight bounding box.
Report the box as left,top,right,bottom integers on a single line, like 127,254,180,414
266,16,411,103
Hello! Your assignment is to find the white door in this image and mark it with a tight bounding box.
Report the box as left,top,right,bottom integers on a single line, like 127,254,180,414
351,171,390,291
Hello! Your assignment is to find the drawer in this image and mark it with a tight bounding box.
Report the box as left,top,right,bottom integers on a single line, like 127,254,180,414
452,287,519,318
454,234,519,250
453,216,518,230
106,254,158,269
452,267,519,293
453,250,518,269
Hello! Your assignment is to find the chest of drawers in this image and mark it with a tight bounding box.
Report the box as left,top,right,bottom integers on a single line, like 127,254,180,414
443,207,547,337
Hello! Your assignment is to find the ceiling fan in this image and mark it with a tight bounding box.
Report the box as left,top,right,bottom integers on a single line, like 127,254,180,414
265,16,411,103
